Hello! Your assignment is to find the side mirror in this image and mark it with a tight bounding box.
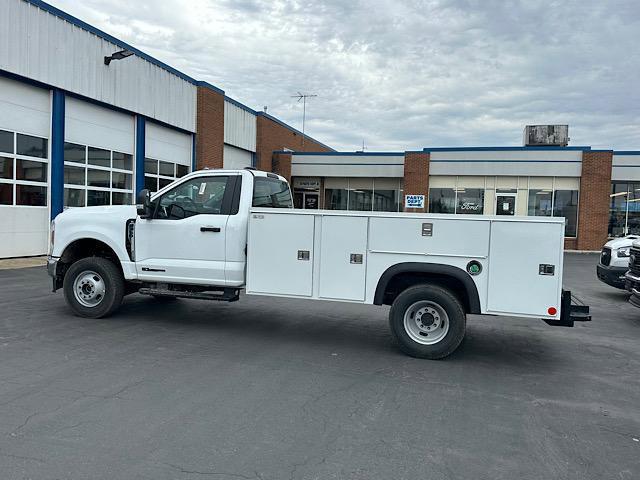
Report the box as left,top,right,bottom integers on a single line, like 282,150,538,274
136,189,152,218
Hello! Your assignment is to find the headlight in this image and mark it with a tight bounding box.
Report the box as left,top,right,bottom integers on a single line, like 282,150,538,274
48,220,55,256
617,247,631,257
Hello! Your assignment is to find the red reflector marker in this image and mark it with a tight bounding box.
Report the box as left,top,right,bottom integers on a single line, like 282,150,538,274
548,307,557,316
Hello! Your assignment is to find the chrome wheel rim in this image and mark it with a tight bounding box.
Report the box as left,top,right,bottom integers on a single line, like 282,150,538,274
403,300,450,345
73,270,106,307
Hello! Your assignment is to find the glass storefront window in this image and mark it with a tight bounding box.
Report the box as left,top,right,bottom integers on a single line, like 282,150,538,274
0,130,48,207
608,182,628,237
429,188,456,214
64,188,85,207
16,185,47,206
16,159,47,182
0,183,12,205
325,189,348,210
553,190,578,237
64,143,86,164
16,134,47,158
348,189,373,211
0,156,12,179
88,147,110,167
0,130,13,154
87,190,110,206
626,184,640,235
373,190,397,212
144,158,189,193
456,188,484,214
63,142,134,207
528,189,553,216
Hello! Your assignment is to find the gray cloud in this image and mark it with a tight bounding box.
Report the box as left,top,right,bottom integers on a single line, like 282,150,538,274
50,0,640,150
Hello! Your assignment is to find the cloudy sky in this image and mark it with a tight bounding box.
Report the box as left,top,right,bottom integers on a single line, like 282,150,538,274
50,0,639,151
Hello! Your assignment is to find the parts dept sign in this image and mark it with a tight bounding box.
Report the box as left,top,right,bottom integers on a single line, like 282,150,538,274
405,194,425,209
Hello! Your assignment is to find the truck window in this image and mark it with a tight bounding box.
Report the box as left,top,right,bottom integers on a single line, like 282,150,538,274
155,176,229,219
252,177,292,208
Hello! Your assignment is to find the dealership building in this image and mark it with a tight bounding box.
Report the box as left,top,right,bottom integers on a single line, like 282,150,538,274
1,0,638,258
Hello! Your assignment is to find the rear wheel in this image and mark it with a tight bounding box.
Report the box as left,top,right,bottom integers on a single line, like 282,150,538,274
63,257,124,318
389,284,466,359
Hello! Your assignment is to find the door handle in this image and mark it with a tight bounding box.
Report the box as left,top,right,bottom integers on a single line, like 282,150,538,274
200,226,221,232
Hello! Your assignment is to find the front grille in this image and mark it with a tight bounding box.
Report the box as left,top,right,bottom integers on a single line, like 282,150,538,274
600,247,611,266
629,247,640,275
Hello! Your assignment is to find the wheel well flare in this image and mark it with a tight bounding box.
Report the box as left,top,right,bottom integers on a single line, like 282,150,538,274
374,263,481,314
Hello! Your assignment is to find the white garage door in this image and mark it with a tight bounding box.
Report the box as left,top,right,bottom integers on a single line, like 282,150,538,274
63,98,135,207
144,122,192,192
0,76,51,258
224,144,253,170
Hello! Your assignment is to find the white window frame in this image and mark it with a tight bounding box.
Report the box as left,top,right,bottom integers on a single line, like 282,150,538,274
0,129,49,208
63,143,134,208
143,157,190,193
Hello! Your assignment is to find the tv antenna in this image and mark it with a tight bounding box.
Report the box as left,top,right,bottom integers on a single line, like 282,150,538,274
291,92,317,147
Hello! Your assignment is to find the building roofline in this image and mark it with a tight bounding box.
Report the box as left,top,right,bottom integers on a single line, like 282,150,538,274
224,95,257,115
257,112,336,151
423,146,592,152
288,151,402,156
26,0,223,91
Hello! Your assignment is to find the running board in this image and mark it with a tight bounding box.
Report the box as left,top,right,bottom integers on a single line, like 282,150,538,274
139,287,240,302
543,289,591,327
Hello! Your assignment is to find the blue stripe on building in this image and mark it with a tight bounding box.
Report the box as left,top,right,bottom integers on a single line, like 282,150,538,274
135,116,146,194
50,89,65,219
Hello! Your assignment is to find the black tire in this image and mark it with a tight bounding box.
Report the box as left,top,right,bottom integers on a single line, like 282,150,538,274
389,284,466,359
63,257,125,319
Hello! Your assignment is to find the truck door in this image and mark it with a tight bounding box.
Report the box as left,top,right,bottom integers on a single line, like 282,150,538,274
134,175,237,285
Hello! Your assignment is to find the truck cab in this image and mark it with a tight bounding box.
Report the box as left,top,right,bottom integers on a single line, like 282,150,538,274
48,169,290,309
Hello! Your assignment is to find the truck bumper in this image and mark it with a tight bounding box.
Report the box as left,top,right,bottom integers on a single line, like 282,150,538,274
47,256,59,292
596,264,627,289
543,290,591,327
624,271,640,308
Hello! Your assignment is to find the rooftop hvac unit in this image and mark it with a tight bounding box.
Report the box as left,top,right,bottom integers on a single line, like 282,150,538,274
523,125,569,147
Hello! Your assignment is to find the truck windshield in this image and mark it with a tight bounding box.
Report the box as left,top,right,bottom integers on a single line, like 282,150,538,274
252,177,292,208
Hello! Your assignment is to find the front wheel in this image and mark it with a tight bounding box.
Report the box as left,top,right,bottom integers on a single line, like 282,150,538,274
389,284,466,359
63,257,125,318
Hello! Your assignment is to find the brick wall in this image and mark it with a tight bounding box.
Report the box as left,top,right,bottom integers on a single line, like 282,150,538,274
576,151,612,250
272,152,292,182
255,114,332,172
195,86,225,169
403,151,430,212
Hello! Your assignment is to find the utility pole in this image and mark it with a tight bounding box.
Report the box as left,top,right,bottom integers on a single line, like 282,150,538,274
291,92,317,148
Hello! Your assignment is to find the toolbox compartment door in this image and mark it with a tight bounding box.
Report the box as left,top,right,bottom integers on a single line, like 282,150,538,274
319,215,368,301
486,220,564,316
246,212,315,297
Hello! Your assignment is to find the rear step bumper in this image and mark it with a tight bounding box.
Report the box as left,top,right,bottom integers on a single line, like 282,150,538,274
543,290,591,327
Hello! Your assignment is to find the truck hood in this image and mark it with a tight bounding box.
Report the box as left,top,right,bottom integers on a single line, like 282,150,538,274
606,235,639,249
51,205,138,258
57,204,137,221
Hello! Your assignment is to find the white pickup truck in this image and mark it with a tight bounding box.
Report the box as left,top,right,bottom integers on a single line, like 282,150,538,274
47,168,590,359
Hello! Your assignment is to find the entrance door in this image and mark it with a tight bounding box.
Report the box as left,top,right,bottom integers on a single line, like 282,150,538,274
304,193,319,209
496,194,516,216
294,192,319,209
135,174,237,285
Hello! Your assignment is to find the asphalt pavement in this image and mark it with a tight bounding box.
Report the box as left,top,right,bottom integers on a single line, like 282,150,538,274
0,253,638,479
